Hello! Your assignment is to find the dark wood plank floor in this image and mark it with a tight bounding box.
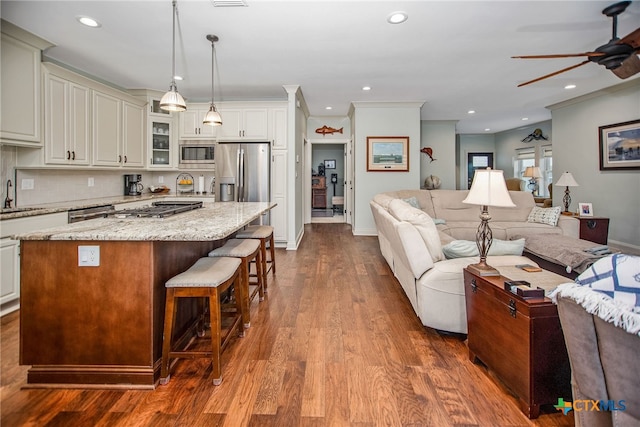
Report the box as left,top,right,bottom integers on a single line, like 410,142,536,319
1,223,574,426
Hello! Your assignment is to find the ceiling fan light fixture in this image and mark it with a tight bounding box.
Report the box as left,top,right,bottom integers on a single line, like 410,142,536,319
161,0,187,112
203,34,222,127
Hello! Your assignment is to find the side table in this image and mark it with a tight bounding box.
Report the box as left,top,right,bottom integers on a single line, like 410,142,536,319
577,216,609,245
463,268,571,418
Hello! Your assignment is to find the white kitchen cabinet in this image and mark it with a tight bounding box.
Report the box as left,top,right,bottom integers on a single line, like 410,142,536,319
92,90,122,166
44,71,90,165
0,211,68,317
270,107,287,149
179,105,216,139
122,101,145,167
217,107,268,140
0,21,53,146
149,118,174,168
92,92,145,167
0,239,20,310
271,150,287,244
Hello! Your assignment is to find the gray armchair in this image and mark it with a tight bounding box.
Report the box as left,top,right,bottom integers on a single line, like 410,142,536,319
554,286,640,426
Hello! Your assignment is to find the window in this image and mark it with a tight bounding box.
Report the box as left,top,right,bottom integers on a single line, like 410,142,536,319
539,146,552,198
513,147,535,180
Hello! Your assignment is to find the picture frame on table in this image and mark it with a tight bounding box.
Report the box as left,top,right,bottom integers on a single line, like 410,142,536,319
579,202,593,217
598,119,640,170
366,136,409,172
324,159,336,169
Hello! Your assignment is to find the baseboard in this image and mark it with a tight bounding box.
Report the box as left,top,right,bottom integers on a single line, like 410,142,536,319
608,239,640,256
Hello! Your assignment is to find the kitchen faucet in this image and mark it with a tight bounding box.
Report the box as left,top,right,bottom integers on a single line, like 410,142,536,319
4,179,13,209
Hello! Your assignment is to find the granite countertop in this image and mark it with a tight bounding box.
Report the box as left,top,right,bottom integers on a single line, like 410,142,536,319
0,193,214,220
16,201,274,241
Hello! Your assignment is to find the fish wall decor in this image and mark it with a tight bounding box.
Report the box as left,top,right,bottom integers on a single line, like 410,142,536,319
315,125,343,136
521,128,548,143
420,147,436,162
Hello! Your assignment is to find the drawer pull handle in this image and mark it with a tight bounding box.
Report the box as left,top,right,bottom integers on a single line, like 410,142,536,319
509,299,517,318
471,279,477,293
587,220,597,229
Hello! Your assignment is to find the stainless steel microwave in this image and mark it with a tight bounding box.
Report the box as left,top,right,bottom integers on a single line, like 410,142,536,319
179,141,215,169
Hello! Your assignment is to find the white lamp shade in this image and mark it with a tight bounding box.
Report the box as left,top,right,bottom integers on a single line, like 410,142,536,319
463,168,515,207
556,171,579,187
203,105,222,126
159,86,186,112
523,166,542,178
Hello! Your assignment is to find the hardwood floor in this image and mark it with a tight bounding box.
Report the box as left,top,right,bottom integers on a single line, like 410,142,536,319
1,223,574,426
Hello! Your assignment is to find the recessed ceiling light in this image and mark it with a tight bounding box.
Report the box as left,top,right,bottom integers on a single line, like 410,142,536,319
522,117,529,121
76,16,101,28
325,106,332,110
362,86,371,91
485,128,491,132
564,84,576,89
387,11,408,24
468,110,475,114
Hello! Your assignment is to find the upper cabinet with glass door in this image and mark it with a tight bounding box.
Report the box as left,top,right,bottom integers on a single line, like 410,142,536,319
150,118,173,168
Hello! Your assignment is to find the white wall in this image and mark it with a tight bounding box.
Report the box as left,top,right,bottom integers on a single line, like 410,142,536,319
420,121,457,190
549,79,640,250
351,102,423,235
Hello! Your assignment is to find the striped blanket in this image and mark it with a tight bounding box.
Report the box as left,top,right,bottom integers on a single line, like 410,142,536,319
549,254,640,336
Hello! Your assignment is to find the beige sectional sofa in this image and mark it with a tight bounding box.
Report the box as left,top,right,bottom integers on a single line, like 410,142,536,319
370,189,579,334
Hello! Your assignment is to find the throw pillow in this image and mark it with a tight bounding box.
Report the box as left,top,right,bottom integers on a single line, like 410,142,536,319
527,206,561,227
402,196,420,209
575,253,640,310
442,238,525,259
388,199,444,262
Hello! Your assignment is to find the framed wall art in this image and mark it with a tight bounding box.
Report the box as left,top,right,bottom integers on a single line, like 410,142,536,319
366,136,409,172
578,202,593,217
598,119,640,170
324,159,336,169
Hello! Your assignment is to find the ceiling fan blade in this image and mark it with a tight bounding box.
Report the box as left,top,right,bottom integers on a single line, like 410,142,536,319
517,60,591,87
617,27,640,48
512,52,605,59
612,53,640,78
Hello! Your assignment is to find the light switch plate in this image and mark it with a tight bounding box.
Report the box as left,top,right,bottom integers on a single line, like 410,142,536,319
78,245,100,267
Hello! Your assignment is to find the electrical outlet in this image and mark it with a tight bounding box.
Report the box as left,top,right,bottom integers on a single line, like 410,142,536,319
21,179,34,190
78,245,100,267
158,176,164,184
88,177,95,187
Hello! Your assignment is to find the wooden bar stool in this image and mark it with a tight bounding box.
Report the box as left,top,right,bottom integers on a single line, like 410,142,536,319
235,225,275,290
160,256,243,386
208,238,264,329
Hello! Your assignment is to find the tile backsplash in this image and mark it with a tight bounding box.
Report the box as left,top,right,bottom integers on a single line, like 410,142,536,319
13,169,215,207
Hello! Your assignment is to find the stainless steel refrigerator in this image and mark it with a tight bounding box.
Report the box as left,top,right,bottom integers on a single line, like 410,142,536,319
216,141,271,224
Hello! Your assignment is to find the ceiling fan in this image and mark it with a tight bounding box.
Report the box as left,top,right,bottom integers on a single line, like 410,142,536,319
513,1,640,87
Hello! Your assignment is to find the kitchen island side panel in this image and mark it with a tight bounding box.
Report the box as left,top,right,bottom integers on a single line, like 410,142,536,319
19,239,220,387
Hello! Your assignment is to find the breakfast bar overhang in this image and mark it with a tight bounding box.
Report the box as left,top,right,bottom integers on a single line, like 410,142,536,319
16,202,275,389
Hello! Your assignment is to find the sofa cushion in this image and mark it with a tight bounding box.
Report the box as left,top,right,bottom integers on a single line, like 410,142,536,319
442,238,525,259
438,221,508,241
490,191,536,221
388,199,444,262
527,206,562,226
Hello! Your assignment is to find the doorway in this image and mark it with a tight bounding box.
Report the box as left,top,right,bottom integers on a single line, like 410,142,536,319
307,141,349,224
467,152,494,189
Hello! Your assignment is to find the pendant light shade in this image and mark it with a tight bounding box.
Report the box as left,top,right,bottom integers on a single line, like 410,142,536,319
203,34,222,126
160,0,186,112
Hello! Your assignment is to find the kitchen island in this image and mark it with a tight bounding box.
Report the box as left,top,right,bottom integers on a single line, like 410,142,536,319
17,202,274,388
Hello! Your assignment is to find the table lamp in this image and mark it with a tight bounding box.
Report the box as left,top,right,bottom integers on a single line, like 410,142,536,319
555,171,579,214
523,166,542,194
462,168,515,276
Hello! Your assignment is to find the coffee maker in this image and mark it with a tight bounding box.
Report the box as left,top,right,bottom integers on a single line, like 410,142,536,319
124,174,143,196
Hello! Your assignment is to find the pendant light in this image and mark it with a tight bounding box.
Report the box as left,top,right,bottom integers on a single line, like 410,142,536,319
203,34,222,126
160,0,186,112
